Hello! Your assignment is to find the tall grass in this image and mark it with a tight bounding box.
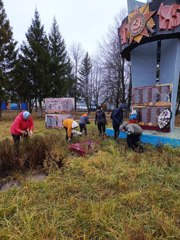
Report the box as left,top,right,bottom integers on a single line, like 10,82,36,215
0,119,180,239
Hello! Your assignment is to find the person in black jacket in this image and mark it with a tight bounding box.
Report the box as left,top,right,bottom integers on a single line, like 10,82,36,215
111,103,126,140
95,106,107,136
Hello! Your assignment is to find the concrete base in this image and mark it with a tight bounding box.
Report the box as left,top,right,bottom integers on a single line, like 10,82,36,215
106,128,180,147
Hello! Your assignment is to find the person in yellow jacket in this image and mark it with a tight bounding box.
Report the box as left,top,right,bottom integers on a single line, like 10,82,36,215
62,118,79,141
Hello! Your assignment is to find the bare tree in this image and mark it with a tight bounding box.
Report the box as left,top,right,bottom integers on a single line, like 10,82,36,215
97,9,131,109
90,58,104,107
69,42,84,110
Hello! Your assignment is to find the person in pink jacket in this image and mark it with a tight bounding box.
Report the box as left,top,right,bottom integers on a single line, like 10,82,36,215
10,111,34,147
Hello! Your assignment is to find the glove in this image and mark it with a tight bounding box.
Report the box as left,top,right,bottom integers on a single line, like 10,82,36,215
126,129,132,135
126,128,132,135
29,130,33,137
21,130,28,137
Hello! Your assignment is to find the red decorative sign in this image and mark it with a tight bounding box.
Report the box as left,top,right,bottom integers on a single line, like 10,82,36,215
119,22,127,45
128,13,146,37
119,1,180,60
120,4,155,45
157,3,180,30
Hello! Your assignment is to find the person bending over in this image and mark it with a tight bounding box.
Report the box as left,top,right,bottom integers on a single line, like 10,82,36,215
120,122,143,152
62,118,79,142
10,111,34,155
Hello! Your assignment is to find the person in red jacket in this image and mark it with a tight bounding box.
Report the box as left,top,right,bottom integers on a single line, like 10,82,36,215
10,111,34,150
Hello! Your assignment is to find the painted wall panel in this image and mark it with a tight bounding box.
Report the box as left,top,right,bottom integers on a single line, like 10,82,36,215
131,42,157,87
160,39,180,130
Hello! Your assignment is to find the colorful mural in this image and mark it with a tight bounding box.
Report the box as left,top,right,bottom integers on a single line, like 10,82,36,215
45,98,74,114
132,84,172,131
44,98,75,129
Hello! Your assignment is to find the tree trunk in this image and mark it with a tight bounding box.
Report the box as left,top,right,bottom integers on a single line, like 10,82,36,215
75,66,78,111
35,99,38,112
28,100,33,113
39,99,42,118
0,98,2,120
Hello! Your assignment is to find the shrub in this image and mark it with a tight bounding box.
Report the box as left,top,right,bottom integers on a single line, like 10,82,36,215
0,138,14,173
0,133,68,173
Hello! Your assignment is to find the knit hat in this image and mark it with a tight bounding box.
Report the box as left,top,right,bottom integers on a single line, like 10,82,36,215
119,103,127,109
72,121,78,129
23,111,30,120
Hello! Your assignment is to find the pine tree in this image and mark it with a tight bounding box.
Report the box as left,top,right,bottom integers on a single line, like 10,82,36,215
19,10,51,110
78,52,92,111
12,56,34,111
49,18,73,97
0,0,17,118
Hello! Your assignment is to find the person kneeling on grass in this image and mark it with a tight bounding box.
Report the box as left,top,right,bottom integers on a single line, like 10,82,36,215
119,122,143,152
10,111,34,156
62,118,79,142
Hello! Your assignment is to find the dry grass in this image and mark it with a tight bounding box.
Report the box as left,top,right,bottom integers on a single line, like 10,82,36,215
0,114,180,239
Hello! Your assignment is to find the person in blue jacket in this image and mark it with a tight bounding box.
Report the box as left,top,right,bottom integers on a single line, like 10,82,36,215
79,113,90,136
111,103,126,140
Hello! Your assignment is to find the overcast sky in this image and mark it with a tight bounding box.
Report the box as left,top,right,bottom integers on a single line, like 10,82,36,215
3,0,147,55
3,0,126,55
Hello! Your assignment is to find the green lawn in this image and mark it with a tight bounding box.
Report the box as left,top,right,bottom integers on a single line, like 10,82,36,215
0,118,180,239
